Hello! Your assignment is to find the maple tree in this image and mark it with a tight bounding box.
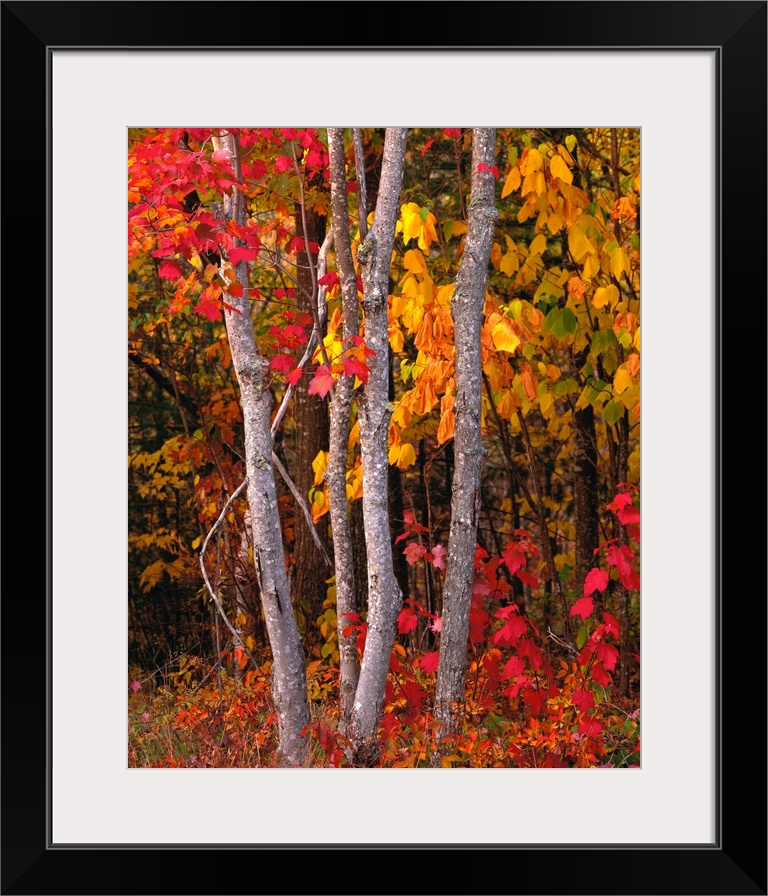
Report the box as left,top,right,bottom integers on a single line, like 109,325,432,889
129,126,640,768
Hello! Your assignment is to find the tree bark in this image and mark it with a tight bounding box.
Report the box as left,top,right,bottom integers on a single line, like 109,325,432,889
326,128,361,730
291,195,330,626
347,127,408,763
434,128,498,736
214,131,310,766
573,398,599,593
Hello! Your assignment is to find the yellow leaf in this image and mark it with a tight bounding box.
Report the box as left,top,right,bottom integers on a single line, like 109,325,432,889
548,211,563,234
592,287,610,309
610,246,631,280
491,319,522,354
550,154,573,184
568,225,593,263
312,450,329,487
388,325,404,353
191,536,201,550
540,391,554,416
633,327,641,350
388,443,401,466
546,364,561,383
397,443,417,470
435,284,454,308
521,170,546,197
501,166,521,198
500,251,519,277
613,366,633,395
529,234,547,256
582,253,601,280
403,248,426,274
519,148,543,176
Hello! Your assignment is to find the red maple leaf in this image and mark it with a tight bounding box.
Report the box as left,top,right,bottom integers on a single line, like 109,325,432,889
270,354,294,374
584,568,609,597
419,651,440,673
617,504,640,526
517,637,543,671
317,271,339,288
194,300,220,322
397,607,419,634
157,259,182,281
308,364,335,399
403,542,426,566
602,612,620,639
606,492,632,514
274,155,293,173
228,246,258,266
572,689,595,713
343,356,370,384
430,544,447,570
442,128,462,139
502,655,525,679
591,662,612,687
516,569,538,588
570,595,595,620
285,366,304,386
596,640,619,671
578,716,603,738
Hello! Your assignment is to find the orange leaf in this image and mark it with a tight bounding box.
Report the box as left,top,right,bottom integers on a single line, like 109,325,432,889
521,363,538,402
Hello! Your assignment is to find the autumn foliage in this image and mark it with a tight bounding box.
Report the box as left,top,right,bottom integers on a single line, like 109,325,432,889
129,127,640,767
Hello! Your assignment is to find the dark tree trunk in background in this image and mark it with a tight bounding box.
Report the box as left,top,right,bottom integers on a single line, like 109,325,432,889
292,200,330,626
573,393,599,593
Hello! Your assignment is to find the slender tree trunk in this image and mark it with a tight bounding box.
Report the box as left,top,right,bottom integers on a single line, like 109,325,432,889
348,127,408,763
214,131,310,766
291,194,330,627
326,128,361,729
434,128,498,736
573,352,599,593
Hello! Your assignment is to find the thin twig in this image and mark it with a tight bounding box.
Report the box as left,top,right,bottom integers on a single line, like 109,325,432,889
271,451,333,569
270,230,334,438
199,479,261,669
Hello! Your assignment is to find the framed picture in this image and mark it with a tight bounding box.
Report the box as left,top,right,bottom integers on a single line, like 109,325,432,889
4,2,765,893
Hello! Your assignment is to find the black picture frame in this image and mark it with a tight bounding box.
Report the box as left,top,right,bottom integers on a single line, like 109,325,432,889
3,2,765,894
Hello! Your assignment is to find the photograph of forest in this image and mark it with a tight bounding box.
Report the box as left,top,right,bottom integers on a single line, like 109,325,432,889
128,127,640,768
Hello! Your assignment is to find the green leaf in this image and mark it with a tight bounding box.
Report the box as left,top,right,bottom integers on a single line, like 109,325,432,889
588,202,597,216
542,307,560,335
591,328,617,357
576,625,589,649
603,400,624,426
558,563,573,584
553,307,576,339
507,145,518,167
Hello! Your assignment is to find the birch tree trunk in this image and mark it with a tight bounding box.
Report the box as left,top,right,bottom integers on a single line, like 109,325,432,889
348,127,408,762
214,131,310,767
434,128,498,736
326,128,361,730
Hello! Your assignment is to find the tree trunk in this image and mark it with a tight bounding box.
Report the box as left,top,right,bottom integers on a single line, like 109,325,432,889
214,131,310,767
348,127,408,763
326,128,361,730
291,197,330,627
434,128,498,736
573,399,599,594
